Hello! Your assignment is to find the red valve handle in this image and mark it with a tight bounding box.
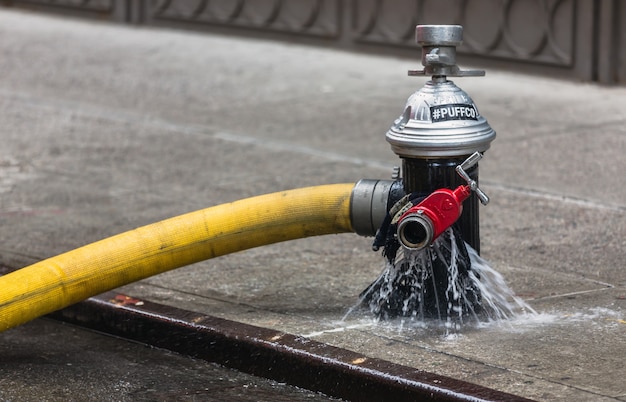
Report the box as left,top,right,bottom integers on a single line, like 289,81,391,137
396,185,471,250
395,152,488,250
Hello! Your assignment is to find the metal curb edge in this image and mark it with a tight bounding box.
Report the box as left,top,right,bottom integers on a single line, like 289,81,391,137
48,292,535,402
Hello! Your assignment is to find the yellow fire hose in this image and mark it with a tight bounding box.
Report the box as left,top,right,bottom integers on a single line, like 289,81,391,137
0,184,356,332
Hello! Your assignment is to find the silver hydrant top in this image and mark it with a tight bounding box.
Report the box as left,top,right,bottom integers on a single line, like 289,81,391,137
386,25,496,158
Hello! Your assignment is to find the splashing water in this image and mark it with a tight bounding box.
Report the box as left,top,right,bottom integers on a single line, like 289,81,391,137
465,245,536,321
357,227,534,329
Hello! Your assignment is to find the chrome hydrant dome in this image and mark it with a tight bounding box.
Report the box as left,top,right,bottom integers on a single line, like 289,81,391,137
386,79,496,158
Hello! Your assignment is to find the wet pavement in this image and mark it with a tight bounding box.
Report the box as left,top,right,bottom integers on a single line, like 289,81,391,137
0,318,340,401
0,8,625,401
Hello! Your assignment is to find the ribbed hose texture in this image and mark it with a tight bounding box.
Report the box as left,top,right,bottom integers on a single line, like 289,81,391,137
0,184,354,332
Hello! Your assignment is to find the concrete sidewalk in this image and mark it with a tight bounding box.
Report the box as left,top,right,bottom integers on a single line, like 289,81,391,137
0,9,624,401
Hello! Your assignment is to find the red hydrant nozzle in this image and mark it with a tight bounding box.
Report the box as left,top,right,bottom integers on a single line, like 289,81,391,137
396,152,488,251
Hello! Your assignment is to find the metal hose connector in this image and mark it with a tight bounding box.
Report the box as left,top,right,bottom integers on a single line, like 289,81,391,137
350,179,397,237
396,211,434,250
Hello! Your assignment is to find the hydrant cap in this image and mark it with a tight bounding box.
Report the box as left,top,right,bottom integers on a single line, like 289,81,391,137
416,25,463,47
386,79,496,158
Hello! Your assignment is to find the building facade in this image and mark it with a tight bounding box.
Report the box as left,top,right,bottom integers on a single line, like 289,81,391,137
2,0,624,84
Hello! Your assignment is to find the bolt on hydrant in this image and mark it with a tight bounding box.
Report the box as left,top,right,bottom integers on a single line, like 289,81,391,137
358,25,497,320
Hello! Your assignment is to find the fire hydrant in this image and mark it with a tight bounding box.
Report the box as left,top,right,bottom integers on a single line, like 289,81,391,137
360,25,497,320
386,24,496,252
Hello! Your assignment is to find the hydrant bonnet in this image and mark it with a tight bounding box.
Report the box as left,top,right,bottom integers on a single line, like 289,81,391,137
386,81,496,158
386,25,496,158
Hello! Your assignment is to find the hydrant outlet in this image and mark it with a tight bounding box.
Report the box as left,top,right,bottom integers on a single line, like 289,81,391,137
397,211,434,250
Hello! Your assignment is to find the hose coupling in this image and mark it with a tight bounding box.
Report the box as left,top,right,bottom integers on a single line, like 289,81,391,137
350,179,404,237
396,152,488,250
